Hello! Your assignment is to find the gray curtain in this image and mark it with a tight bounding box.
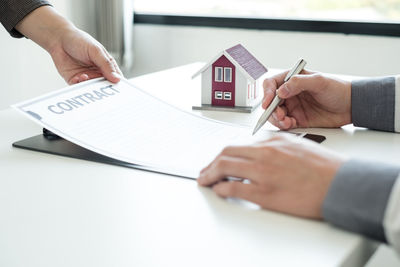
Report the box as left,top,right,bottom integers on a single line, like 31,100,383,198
69,0,134,73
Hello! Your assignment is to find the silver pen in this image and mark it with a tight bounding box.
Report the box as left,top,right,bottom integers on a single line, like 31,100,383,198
252,59,307,135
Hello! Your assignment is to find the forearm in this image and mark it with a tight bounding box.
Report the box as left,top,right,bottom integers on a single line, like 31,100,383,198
352,76,400,132
323,160,400,242
15,5,75,53
0,0,51,38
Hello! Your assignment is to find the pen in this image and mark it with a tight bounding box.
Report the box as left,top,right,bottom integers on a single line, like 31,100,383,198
252,58,307,135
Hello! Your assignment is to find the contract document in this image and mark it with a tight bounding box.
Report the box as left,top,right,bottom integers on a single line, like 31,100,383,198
13,78,273,178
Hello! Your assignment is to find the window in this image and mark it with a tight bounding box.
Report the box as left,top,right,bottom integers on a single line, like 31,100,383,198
215,67,223,82
223,92,232,100
224,68,232,83
134,0,400,23
215,91,223,99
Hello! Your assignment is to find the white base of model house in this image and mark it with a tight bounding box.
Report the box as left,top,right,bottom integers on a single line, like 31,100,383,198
192,102,261,113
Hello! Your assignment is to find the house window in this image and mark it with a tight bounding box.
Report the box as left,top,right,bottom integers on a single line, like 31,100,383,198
215,91,223,99
223,92,232,100
215,67,223,82
224,67,232,83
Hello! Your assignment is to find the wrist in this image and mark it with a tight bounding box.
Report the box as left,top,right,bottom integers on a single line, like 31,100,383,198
45,23,76,55
15,6,76,53
343,80,352,125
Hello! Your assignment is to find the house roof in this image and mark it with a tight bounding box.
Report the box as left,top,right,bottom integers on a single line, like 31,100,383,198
225,44,268,80
192,44,268,81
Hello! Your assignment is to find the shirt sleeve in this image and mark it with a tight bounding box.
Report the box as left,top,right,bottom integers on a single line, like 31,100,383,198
322,160,400,242
0,0,52,38
352,76,400,133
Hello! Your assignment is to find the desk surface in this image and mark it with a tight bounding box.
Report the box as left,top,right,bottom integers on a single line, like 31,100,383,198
2,63,398,267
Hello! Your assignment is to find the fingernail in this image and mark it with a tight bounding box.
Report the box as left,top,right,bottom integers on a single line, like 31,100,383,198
111,72,121,79
279,120,286,128
278,85,290,97
272,112,278,121
197,175,205,185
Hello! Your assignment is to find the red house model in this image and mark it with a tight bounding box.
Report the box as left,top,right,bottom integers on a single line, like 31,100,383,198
192,44,268,113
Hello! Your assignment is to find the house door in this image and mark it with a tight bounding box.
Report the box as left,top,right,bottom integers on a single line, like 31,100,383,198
212,55,235,107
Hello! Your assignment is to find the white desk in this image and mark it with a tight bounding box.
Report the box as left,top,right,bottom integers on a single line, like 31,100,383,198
1,63,399,267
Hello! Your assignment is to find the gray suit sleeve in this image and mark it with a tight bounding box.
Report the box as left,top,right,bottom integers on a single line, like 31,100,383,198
0,0,51,38
323,160,400,242
352,77,397,132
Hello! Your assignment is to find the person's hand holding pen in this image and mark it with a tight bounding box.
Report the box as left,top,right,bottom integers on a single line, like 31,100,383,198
262,70,352,130
198,63,352,218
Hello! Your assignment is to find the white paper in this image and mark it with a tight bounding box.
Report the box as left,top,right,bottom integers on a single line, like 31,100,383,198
13,78,272,178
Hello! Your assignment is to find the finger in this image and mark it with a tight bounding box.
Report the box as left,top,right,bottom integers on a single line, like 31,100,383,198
69,76,80,85
278,116,294,130
290,117,298,129
197,156,257,186
200,145,261,175
270,112,296,130
89,46,121,83
68,71,103,85
78,73,89,83
102,47,124,76
268,112,282,129
263,71,288,92
212,181,263,202
277,73,325,99
275,106,288,121
262,71,288,109
219,145,265,160
262,87,275,109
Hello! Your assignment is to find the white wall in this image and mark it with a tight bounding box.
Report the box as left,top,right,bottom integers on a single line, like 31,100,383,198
131,24,400,79
0,1,68,110
2,8,400,110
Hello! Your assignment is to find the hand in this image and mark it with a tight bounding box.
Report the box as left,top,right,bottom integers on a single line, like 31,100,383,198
15,6,122,84
198,135,346,219
48,28,123,84
262,70,351,130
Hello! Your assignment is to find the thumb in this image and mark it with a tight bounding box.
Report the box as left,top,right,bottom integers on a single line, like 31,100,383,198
277,74,324,99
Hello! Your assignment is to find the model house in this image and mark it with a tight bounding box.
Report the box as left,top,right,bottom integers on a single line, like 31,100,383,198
192,44,268,112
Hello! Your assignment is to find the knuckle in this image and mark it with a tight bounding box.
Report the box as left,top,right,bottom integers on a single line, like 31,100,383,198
269,135,285,142
258,146,272,158
262,148,274,158
214,157,228,169
91,45,103,56
225,182,239,195
221,146,234,155
105,57,115,67
312,73,328,88
289,75,300,85
263,78,271,89
108,56,117,64
263,78,276,92
312,73,324,80
253,162,265,175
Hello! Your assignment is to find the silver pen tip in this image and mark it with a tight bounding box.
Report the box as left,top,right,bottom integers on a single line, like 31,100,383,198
252,125,260,136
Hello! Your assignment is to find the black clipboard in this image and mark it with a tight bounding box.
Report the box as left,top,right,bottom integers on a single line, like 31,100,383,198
12,130,326,179
12,134,196,180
